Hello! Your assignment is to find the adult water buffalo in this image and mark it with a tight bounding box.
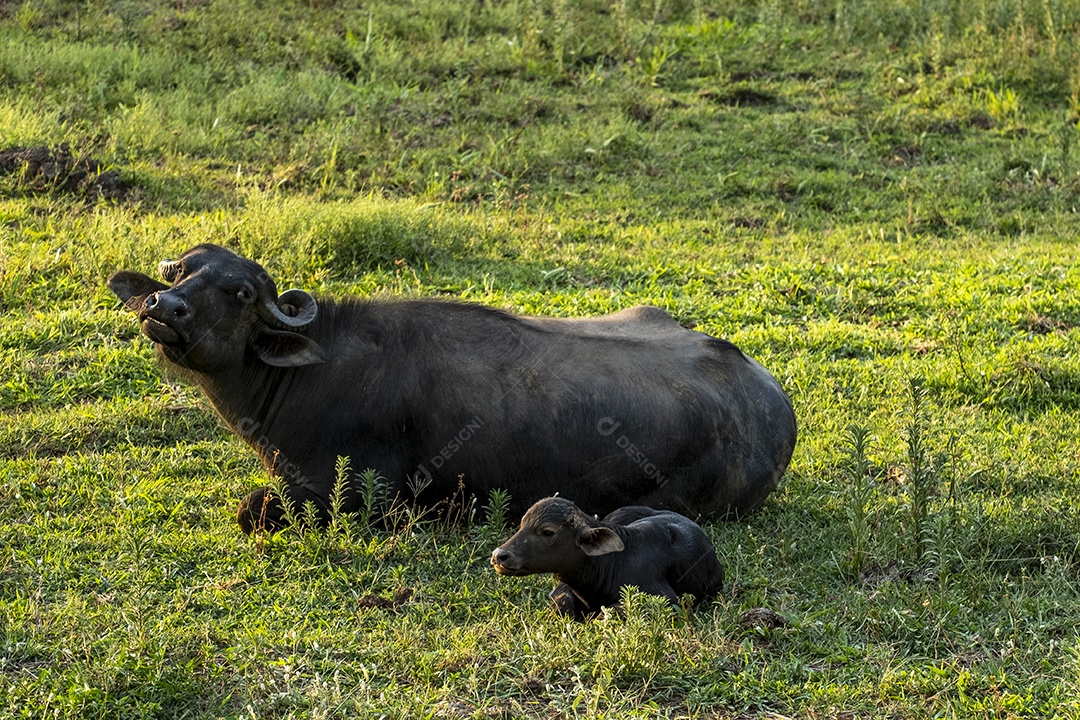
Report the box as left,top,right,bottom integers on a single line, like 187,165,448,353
108,244,796,533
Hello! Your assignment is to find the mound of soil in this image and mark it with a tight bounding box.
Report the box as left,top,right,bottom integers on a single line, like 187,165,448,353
0,144,131,200
357,586,413,610
739,607,787,630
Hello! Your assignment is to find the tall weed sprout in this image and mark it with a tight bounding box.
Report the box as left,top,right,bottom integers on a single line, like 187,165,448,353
329,454,353,523
901,377,957,567
843,424,874,577
357,467,389,530
482,488,509,530
590,587,673,685
903,378,932,563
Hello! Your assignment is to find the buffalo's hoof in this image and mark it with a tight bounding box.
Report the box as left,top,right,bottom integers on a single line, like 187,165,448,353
236,487,286,534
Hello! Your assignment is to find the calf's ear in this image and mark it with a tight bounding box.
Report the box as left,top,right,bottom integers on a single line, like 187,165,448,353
107,271,168,313
251,328,328,367
577,527,625,556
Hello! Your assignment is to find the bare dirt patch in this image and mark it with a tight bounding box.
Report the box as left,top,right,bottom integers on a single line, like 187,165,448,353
0,144,131,200
698,86,778,107
739,607,788,631
357,586,413,610
1024,313,1076,335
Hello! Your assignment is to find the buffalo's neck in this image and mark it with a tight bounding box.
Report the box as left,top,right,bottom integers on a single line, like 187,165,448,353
553,525,632,609
193,362,303,472
554,560,619,611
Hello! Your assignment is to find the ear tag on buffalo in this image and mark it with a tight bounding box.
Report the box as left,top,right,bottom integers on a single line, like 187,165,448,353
251,328,328,367
578,527,625,556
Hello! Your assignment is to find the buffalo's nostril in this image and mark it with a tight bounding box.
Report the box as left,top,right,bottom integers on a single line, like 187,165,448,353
146,292,189,319
491,548,510,565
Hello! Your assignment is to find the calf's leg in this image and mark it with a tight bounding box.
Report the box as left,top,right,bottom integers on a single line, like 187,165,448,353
549,584,592,620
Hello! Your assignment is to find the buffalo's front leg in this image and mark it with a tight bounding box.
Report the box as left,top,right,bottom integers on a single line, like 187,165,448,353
549,583,593,621
236,485,330,534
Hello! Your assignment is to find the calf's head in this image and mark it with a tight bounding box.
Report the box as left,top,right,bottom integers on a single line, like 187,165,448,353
108,244,326,373
491,497,625,576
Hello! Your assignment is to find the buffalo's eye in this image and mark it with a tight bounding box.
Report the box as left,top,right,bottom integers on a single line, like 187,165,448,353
539,527,556,539
235,283,255,304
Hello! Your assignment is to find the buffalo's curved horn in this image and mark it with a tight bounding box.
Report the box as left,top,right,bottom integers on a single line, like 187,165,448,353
257,288,318,329
158,259,182,283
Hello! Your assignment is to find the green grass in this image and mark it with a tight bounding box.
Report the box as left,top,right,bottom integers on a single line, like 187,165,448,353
3,0,1080,717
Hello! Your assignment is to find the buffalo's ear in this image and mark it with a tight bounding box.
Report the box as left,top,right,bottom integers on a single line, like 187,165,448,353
577,527,625,556
107,271,168,313
251,328,328,367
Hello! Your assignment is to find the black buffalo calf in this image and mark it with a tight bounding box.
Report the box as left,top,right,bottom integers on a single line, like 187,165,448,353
491,497,724,619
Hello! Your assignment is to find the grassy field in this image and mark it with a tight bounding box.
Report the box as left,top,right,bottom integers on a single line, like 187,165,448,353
3,0,1080,717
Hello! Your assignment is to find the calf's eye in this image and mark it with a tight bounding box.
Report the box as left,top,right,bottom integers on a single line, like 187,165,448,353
539,528,556,538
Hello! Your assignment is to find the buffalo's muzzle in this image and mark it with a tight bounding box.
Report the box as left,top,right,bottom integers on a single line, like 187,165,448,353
140,291,190,344
490,547,523,575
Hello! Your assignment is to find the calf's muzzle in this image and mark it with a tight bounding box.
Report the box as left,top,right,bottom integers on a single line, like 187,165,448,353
490,547,523,575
